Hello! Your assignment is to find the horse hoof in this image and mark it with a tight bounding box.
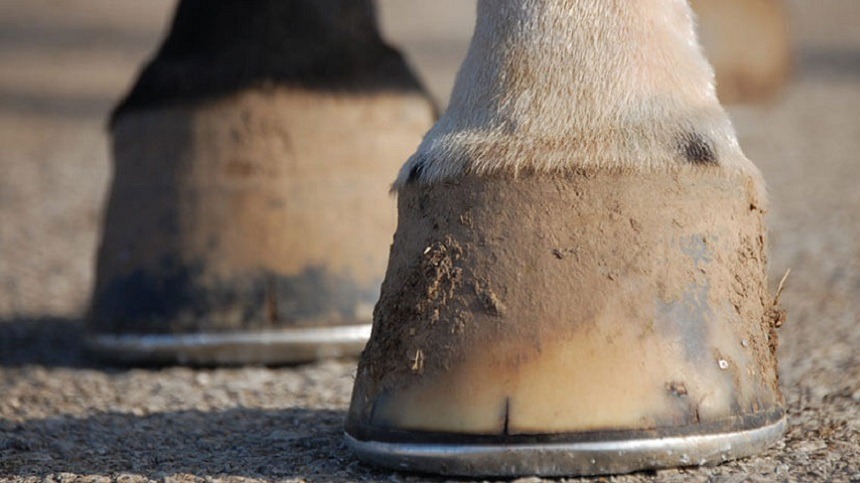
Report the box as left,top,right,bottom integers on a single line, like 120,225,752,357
346,169,784,476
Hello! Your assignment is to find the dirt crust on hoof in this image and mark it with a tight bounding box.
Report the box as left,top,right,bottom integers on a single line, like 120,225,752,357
348,168,783,440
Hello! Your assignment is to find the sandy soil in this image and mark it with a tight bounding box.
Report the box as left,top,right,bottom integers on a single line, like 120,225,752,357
1,1,858,481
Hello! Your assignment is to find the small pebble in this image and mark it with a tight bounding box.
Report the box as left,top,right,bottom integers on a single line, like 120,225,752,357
195,373,211,386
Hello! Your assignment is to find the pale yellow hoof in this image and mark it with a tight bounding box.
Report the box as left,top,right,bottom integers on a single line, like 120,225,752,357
346,170,785,475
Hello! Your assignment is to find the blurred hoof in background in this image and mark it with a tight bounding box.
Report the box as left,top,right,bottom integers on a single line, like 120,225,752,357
87,0,436,365
692,0,792,104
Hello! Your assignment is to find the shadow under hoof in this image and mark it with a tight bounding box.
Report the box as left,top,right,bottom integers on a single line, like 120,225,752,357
0,317,90,368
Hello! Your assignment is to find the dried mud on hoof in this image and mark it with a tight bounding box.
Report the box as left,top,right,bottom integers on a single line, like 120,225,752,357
346,169,785,476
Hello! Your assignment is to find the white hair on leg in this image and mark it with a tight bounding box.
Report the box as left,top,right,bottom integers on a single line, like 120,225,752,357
395,0,762,195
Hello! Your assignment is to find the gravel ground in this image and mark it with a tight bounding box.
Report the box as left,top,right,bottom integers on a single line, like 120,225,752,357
1,1,858,482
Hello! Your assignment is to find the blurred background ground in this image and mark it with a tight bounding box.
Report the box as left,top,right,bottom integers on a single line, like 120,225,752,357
0,1,858,481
